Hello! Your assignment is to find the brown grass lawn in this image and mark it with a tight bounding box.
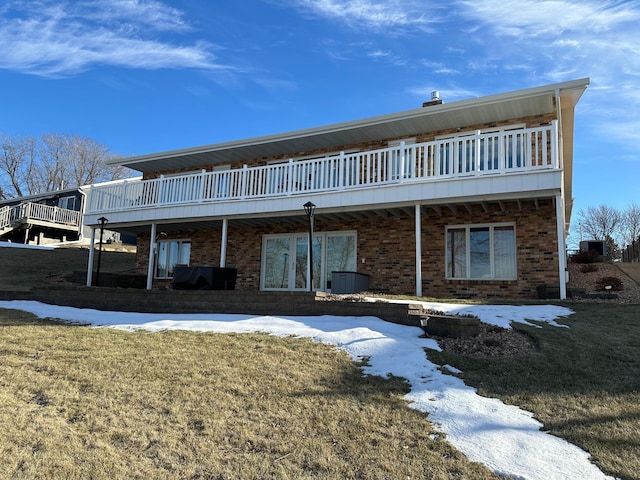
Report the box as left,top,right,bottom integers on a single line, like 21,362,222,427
0,308,498,480
1,246,639,479
0,245,135,291
428,301,640,480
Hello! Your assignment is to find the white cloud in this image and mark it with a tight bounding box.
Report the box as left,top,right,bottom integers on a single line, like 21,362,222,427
421,60,459,75
455,0,640,146
458,0,640,37
0,1,226,77
78,0,190,32
289,0,441,32
367,49,407,65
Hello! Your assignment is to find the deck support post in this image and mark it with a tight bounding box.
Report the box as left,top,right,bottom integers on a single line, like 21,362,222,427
415,204,423,297
146,223,157,290
220,218,228,268
86,226,96,286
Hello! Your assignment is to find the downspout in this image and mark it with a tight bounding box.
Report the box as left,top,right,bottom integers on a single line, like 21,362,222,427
556,196,568,299
77,187,87,243
415,204,423,297
146,223,157,290
86,226,96,286
555,87,567,299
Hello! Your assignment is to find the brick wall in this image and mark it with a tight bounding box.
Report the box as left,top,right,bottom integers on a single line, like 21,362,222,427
420,199,559,299
133,198,559,299
132,112,561,298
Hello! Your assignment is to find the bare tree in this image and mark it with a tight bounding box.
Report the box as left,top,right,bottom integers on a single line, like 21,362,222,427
68,136,128,187
577,204,622,241
34,133,71,193
0,132,128,198
0,134,37,198
620,203,640,246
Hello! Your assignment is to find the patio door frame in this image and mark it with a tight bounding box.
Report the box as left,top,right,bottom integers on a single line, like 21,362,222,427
260,230,357,292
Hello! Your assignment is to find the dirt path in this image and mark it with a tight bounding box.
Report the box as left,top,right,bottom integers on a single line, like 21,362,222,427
617,263,640,286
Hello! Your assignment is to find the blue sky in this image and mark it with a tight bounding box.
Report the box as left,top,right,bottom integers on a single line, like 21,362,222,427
0,0,638,231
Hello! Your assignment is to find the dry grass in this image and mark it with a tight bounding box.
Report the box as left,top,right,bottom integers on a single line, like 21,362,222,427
0,308,498,480
427,302,640,480
3,246,640,479
0,246,135,290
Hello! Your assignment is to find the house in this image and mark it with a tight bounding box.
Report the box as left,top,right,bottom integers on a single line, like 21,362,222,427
83,78,589,300
0,181,138,246
0,187,85,245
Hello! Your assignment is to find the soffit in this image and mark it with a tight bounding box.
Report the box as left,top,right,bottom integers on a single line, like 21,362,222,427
113,78,589,174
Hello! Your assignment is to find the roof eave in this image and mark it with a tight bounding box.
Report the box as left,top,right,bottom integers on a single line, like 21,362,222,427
111,77,589,174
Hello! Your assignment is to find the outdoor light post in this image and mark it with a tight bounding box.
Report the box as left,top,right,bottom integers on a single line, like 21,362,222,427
95,216,108,287
303,201,316,292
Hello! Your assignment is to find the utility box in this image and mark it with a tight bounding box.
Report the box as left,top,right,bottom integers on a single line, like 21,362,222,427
580,240,608,256
331,271,370,294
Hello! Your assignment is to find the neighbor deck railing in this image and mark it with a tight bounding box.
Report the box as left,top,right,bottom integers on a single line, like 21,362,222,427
0,206,10,230
4,202,81,229
87,122,558,214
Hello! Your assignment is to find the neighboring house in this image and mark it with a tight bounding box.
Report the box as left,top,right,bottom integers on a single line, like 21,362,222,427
0,180,139,246
0,188,85,245
83,78,589,299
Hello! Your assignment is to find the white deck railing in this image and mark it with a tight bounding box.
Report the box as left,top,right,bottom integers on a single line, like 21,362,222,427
0,206,10,230
4,202,81,229
87,122,558,214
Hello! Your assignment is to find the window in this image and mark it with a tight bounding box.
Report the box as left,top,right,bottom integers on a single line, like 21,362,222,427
156,239,191,278
58,195,77,210
436,124,526,175
388,138,416,180
261,231,357,291
212,165,231,199
446,224,516,279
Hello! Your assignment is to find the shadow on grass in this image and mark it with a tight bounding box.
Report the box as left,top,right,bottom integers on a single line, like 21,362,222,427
0,308,87,327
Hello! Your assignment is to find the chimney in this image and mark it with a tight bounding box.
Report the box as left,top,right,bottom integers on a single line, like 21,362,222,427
422,91,443,107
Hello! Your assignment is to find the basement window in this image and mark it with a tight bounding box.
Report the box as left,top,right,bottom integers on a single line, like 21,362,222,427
446,224,516,280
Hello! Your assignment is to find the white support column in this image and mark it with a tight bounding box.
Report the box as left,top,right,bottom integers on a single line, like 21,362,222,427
86,227,96,286
399,141,406,183
146,223,157,290
415,204,423,297
220,218,228,268
555,195,567,300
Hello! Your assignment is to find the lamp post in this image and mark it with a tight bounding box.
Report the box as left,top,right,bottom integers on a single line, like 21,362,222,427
303,201,316,292
95,216,108,287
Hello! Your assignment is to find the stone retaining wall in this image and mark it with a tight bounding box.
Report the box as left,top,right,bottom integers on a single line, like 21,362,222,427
3,286,424,327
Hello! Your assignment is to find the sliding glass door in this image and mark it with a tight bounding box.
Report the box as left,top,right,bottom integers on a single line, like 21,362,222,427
261,231,356,291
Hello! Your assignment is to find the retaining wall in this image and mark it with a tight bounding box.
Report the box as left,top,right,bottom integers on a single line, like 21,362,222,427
2,286,424,328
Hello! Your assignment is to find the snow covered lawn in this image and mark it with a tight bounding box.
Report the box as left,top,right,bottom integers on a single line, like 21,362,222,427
0,300,613,480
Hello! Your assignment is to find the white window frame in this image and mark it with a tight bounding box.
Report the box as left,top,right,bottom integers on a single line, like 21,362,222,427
58,195,77,210
445,223,517,280
155,238,192,279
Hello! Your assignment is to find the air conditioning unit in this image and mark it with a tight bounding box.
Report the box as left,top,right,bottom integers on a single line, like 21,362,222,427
579,240,607,256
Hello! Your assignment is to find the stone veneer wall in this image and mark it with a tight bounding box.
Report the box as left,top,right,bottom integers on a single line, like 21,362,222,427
134,198,559,299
